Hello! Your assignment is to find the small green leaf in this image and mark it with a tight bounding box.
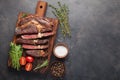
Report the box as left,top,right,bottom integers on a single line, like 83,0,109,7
22,13,28,18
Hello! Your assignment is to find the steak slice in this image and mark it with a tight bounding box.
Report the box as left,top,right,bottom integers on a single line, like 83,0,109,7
35,17,53,27
18,15,53,28
16,38,49,45
16,24,38,35
15,24,53,35
25,50,48,57
22,44,48,49
18,16,33,26
21,32,55,39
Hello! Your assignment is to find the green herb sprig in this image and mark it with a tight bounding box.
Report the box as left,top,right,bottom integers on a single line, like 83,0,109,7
9,42,23,70
21,13,28,18
33,60,49,71
49,2,71,37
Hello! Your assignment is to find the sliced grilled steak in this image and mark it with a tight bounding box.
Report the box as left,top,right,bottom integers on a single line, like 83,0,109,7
16,25,53,35
35,17,53,27
18,15,53,28
21,32,55,39
19,19,43,29
22,44,48,49
18,16,33,26
25,50,48,57
16,24,38,35
16,38,48,45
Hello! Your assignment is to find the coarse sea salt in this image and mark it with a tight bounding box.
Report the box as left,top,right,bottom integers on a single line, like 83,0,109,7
54,46,68,58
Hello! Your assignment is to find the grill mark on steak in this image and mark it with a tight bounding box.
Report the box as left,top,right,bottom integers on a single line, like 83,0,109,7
25,50,48,57
41,27,53,33
16,38,49,45
21,32,55,39
22,44,49,49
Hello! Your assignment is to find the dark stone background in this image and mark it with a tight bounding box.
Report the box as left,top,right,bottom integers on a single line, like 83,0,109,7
0,0,120,80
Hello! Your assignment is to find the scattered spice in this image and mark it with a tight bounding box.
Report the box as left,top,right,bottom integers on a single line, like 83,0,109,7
33,60,49,71
9,42,23,70
51,61,65,77
49,2,71,37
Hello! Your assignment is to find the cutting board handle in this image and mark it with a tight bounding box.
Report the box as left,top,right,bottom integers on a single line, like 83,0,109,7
36,1,47,17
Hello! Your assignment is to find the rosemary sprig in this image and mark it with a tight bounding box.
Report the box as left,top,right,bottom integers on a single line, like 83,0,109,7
33,60,49,71
9,42,23,70
49,2,71,37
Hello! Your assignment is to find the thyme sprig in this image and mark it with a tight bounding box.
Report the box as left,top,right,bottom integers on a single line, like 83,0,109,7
49,2,71,37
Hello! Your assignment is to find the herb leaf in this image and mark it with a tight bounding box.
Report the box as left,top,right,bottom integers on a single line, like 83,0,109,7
9,42,22,70
21,13,28,18
33,60,49,71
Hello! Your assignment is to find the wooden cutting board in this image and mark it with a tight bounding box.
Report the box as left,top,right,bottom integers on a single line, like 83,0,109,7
8,1,59,73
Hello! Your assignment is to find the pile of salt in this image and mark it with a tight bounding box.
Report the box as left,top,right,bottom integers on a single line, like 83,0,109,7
54,46,68,58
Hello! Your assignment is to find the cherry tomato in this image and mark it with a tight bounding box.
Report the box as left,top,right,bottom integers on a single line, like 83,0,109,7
19,57,26,66
26,56,34,63
25,63,32,71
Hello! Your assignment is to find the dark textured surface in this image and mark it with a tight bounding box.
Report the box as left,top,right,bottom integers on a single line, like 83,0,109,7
0,0,120,80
